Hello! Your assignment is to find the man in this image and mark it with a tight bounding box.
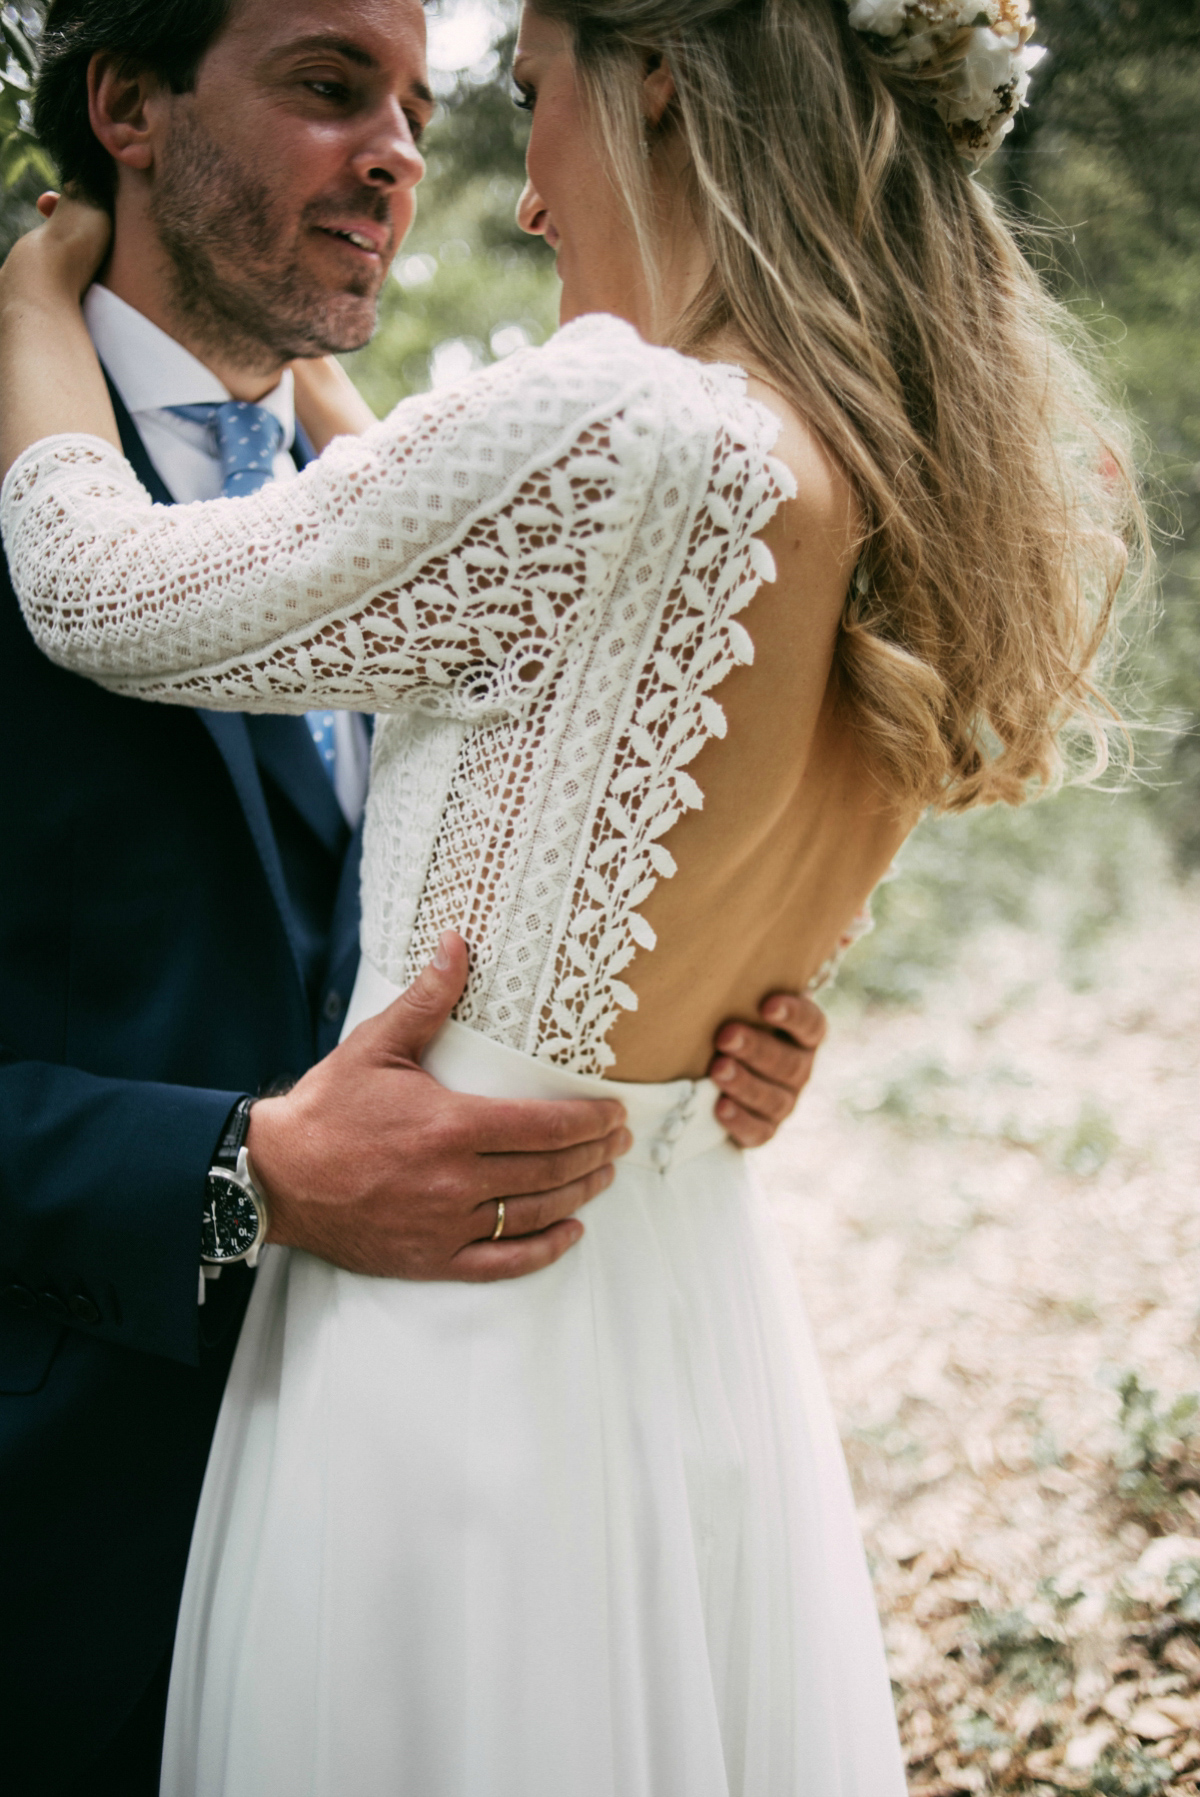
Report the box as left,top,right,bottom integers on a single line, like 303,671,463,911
0,1,827,1791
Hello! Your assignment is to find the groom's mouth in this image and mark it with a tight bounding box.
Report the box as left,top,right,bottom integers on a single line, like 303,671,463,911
315,223,390,265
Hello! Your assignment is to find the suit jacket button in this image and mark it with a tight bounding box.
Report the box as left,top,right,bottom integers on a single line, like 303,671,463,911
323,990,344,1022
39,1289,72,1324
70,1293,102,1326
3,1282,38,1313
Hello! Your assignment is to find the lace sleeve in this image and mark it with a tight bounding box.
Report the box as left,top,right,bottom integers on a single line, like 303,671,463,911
0,316,667,719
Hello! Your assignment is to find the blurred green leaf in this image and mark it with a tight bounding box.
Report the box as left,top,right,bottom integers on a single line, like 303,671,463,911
0,3,54,254
2,14,39,77
1,126,54,188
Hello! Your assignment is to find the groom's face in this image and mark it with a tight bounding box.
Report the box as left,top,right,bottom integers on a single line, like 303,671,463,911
144,0,432,364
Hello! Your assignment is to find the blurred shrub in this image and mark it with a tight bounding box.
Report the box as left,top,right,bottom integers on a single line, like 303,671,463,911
0,4,54,256
1112,1373,1200,1532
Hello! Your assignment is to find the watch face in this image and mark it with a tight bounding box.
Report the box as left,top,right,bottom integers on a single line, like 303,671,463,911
202,1173,262,1262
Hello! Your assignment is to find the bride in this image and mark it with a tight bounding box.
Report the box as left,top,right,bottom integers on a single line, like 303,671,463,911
1,1,1133,1791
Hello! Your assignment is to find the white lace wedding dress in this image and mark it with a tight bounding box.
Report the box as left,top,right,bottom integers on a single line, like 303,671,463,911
3,314,906,1796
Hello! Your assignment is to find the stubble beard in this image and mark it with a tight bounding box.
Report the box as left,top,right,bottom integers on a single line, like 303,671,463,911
149,110,392,369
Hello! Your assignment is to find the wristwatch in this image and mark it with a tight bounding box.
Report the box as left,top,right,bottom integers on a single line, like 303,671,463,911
202,1097,270,1267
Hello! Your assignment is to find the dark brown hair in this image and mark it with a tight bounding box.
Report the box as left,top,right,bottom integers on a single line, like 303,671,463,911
33,0,236,206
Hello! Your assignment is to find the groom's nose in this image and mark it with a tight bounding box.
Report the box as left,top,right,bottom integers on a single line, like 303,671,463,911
348,97,425,194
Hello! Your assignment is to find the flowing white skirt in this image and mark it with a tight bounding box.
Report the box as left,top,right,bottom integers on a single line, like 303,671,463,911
161,985,905,1797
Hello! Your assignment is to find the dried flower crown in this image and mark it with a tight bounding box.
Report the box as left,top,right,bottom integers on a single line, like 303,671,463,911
846,1,1046,166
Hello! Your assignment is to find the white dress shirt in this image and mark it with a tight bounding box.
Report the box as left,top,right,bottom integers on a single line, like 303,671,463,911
84,283,370,827
84,282,298,501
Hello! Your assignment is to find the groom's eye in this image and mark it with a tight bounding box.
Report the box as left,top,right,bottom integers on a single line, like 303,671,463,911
307,79,351,103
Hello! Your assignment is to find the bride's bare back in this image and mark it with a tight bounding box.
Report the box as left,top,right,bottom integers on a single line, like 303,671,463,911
610,379,910,1080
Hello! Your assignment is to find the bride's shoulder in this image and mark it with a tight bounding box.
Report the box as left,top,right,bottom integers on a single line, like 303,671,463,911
541,315,758,422
367,313,681,454
357,315,760,504
500,312,706,421
472,313,729,425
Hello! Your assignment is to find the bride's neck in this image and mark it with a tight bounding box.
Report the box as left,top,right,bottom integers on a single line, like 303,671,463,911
637,221,760,382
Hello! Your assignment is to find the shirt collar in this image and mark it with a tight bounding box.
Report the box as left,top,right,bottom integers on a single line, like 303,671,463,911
83,282,296,446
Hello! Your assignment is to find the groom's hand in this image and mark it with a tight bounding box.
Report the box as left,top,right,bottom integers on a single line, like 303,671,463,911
708,993,828,1149
246,934,630,1283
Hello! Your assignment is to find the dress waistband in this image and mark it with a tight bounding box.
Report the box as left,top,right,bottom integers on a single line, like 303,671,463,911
342,958,727,1175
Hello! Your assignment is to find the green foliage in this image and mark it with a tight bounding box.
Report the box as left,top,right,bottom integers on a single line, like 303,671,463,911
1057,1103,1120,1179
0,6,53,181
1089,1743,1174,1797
834,782,1171,1009
0,4,53,257
1165,1559,1200,1625
1112,1373,1200,1529
969,1602,1074,1700
1003,7,1200,870
954,1708,1013,1756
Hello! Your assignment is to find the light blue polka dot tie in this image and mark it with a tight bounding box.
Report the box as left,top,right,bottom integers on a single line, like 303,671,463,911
169,400,340,790
307,711,337,781
169,400,285,498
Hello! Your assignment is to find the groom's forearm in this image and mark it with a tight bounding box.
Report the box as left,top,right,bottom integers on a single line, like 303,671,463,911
0,1051,237,1366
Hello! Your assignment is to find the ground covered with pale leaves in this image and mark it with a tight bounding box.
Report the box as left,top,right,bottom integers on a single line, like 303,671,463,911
761,872,1200,1797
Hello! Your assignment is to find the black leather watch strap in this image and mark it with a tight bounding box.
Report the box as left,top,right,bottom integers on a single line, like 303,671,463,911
213,1096,254,1173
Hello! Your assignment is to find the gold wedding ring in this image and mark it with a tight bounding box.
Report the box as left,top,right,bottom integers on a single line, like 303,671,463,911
491,1200,506,1241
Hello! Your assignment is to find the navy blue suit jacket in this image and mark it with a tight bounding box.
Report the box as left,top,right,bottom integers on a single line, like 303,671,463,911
0,389,364,1786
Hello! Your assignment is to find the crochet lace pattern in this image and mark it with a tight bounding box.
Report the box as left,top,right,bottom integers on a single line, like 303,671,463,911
3,314,796,1072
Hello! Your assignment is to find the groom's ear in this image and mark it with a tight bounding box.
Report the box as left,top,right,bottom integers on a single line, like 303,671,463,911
85,52,170,178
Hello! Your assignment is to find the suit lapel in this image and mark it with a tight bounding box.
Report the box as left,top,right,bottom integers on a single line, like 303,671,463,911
292,421,316,470
245,714,347,857
105,370,175,505
102,369,311,997
193,711,314,993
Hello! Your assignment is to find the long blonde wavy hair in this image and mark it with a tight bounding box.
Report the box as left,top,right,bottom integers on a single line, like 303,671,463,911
529,0,1141,813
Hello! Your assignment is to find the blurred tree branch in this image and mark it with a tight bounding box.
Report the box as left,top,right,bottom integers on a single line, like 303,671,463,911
0,4,52,180
1003,0,1200,236
0,3,54,255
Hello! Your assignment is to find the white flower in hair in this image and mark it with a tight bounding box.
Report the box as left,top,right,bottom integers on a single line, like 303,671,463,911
846,0,1046,166
847,0,910,30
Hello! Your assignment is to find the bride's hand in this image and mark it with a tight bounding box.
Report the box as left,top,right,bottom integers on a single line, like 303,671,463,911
0,190,119,478
291,354,378,453
1,189,112,300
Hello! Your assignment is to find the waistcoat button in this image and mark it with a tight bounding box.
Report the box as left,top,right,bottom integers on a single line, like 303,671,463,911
39,1290,71,1325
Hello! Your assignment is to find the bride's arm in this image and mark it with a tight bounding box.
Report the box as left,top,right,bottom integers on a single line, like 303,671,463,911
0,195,119,477
2,288,669,717
290,355,378,451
